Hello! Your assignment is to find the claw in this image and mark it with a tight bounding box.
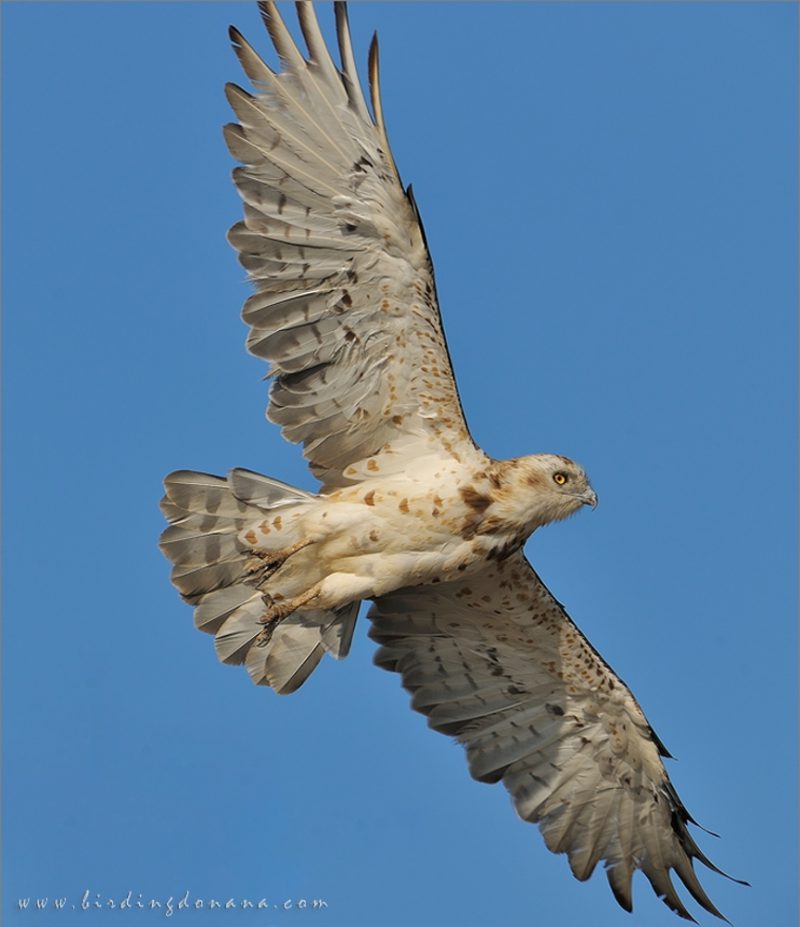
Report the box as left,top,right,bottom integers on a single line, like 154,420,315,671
258,582,324,629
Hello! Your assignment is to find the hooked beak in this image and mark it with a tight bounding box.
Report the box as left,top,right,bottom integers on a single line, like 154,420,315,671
580,489,598,509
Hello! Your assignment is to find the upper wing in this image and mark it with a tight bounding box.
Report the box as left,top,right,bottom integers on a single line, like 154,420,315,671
225,2,475,489
369,551,742,921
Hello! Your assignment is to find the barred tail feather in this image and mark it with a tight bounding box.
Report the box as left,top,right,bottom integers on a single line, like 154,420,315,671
159,468,359,694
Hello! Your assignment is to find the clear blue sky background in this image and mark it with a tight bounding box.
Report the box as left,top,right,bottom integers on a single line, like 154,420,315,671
3,3,796,926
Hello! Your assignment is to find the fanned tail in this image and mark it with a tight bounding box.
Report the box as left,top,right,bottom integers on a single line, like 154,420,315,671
160,468,359,694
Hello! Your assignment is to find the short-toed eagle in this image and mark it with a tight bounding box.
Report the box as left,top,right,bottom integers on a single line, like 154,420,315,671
160,3,743,919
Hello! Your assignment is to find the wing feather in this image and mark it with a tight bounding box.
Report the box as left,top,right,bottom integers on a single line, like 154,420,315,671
334,2,371,121
369,552,742,920
226,1,476,488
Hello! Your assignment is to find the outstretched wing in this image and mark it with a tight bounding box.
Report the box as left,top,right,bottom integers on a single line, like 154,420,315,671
369,551,741,921
226,1,475,489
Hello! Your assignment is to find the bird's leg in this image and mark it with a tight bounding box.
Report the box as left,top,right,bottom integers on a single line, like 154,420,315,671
251,537,314,566
261,582,324,622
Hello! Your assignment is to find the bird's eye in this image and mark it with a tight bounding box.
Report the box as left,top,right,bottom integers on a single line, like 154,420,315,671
553,472,568,486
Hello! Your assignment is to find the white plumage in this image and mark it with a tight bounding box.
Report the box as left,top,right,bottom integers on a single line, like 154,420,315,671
160,2,743,920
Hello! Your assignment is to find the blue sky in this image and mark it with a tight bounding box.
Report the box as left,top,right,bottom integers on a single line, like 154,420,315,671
3,2,796,926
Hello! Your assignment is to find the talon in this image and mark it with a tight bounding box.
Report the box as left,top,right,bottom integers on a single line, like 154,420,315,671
257,584,324,628
260,597,295,624
255,624,275,647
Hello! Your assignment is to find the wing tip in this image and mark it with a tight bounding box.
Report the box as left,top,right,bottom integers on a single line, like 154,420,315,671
607,879,633,913
367,30,381,127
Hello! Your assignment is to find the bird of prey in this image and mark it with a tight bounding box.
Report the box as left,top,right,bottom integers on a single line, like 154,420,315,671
160,3,742,920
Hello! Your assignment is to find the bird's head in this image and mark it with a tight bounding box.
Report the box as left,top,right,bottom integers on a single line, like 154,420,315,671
511,453,598,528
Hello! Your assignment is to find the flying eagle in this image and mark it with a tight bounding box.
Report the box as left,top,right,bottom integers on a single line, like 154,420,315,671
160,3,742,920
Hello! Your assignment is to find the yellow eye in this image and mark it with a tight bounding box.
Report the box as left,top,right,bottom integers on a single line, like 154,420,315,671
553,472,568,486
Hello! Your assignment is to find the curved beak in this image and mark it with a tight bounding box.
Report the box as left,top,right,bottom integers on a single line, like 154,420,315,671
580,488,598,509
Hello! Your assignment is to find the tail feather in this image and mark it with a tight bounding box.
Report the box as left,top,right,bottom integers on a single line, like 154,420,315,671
246,605,356,693
249,622,324,693
227,467,312,507
159,524,242,568
321,602,358,658
194,585,259,635
161,470,254,518
170,556,250,601
160,468,360,694
214,595,270,664
249,600,360,694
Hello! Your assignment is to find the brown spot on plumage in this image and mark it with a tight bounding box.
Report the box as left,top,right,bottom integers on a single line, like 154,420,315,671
364,490,376,506
398,498,409,513
439,435,462,463
245,530,258,545
460,485,494,539
460,486,492,514
258,520,271,535
272,515,282,530
369,529,380,542
367,458,379,472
